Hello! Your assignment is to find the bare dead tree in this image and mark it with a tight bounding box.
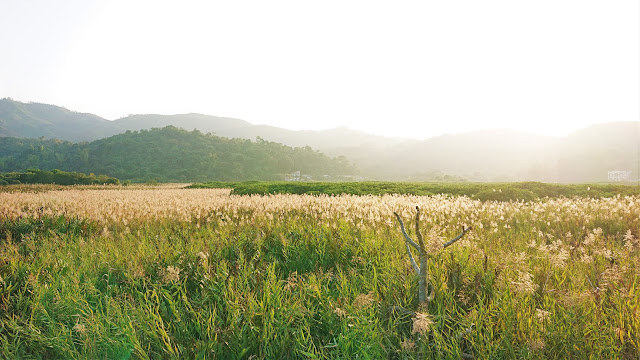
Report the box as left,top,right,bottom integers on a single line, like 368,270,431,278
391,206,474,358
393,206,472,306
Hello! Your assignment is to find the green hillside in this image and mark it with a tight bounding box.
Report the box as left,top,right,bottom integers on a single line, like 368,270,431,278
0,98,109,140
0,126,357,182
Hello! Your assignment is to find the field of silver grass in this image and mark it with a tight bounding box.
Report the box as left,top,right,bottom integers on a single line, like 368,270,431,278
0,185,638,358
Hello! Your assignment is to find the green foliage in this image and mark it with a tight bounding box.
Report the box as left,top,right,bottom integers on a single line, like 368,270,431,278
0,188,639,358
0,215,95,243
190,181,640,200
0,127,357,182
0,169,119,185
474,188,537,202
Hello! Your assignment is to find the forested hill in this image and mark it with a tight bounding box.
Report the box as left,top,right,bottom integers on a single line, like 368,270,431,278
0,126,357,182
3,99,638,182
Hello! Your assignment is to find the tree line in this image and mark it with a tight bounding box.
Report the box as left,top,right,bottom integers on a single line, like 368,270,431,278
0,169,120,185
0,126,358,182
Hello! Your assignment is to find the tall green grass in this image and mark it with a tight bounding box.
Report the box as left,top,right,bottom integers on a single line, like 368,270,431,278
1,194,639,358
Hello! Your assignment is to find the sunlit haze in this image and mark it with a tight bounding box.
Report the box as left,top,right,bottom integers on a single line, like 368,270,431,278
1,0,638,139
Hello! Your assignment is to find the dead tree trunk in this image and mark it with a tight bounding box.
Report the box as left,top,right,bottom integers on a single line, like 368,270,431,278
393,206,472,306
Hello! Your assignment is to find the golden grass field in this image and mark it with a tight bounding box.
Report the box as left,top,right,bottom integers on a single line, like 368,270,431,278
1,185,638,358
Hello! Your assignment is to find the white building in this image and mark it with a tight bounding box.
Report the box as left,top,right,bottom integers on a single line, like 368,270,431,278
285,171,312,181
608,170,632,182
284,171,301,181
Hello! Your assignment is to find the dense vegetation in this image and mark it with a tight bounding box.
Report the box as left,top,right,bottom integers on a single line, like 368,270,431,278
0,126,356,182
189,181,640,201
3,98,638,183
0,186,638,358
0,169,120,185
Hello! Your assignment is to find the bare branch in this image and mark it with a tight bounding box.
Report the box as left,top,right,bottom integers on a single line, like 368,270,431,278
394,211,421,273
404,241,420,274
443,226,473,249
393,212,421,250
414,206,429,304
414,206,425,250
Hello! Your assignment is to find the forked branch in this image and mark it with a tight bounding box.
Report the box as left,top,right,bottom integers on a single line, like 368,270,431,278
393,211,420,273
393,211,421,251
443,226,473,249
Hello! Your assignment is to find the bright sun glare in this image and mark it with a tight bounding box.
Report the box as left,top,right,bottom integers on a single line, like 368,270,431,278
1,0,639,139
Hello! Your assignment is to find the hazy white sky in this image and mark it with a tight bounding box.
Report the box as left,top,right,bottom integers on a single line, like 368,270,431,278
1,0,638,139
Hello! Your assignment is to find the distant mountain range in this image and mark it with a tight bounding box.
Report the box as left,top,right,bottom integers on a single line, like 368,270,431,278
1,98,638,182
0,98,403,149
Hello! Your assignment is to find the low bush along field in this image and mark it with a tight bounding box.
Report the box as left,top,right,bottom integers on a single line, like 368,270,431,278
0,185,639,358
190,181,640,201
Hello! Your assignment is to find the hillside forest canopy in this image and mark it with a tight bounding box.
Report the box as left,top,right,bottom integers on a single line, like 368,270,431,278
0,169,120,186
0,126,357,182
